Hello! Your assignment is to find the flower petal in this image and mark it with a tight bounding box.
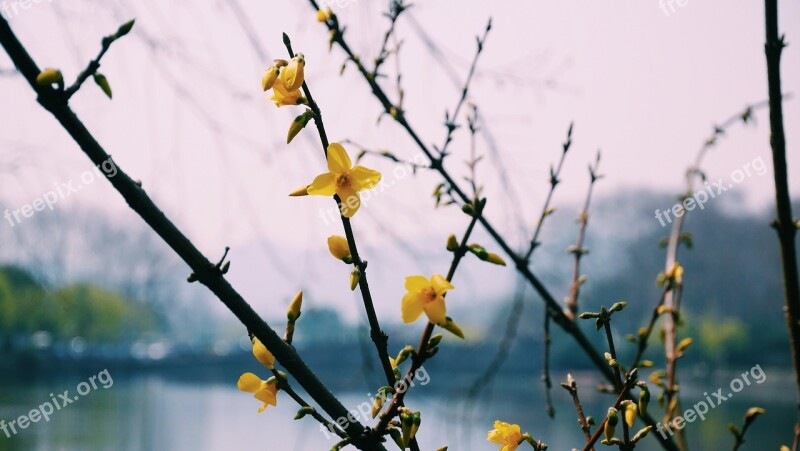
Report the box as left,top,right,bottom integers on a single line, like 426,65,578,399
401,292,424,324
252,338,275,369
254,386,278,405
307,172,337,196
327,143,352,174
404,275,429,293
430,274,454,295
237,373,263,393
349,165,382,191
424,297,447,325
338,186,360,218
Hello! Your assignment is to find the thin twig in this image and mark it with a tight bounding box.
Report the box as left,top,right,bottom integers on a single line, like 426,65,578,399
565,152,602,319
764,0,800,439
561,373,593,446
283,34,397,391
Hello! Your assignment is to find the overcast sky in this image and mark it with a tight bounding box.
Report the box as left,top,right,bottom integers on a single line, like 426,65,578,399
1,0,798,320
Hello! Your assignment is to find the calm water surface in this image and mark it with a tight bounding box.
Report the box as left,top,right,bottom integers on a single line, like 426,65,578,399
0,367,794,450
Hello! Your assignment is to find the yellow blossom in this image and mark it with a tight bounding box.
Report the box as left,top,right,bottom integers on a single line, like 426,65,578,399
401,274,453,326
237,373,279,413
305,143,382,218
281,54,305,91
487,421,523,451
262,65,279,91
327,235,351,260
270,77,303,107
252,337,275,369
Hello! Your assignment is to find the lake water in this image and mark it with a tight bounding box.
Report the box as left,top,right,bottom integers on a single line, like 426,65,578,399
0,367,795,450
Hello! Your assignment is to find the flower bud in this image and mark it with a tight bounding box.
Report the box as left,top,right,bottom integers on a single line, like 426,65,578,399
262,65,279,91
281,54,305,91
327,235,351,261
350,267,361,291
486,253,506,266
287,110,313,144
623,401,637,428
604,407,618,442
93,73,112,99
287,290,303,321
36,68,63,86
446,234,459,251
639,387,650,416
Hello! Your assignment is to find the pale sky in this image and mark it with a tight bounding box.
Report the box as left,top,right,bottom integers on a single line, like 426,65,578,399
1,0,798,320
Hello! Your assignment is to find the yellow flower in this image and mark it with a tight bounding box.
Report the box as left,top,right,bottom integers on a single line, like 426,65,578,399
262,65,279,91
327,235,351,260
237,373,279,413
305,143,382,218
401,274,453,325
281,54,305,91
316,8,333,22
252,337,275,369
487,421,523,451
270,77,303,107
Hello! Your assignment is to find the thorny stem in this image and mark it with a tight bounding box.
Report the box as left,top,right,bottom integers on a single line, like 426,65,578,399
764,0,800,439
0,18,384,450
309,4,679,448
283,33,397,392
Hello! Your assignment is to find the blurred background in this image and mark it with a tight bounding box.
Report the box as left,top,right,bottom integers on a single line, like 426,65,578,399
1,0,799,449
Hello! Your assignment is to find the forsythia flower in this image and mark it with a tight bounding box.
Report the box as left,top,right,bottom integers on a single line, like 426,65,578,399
237,373,279,413
237,338,278,412
271,78,304,107
304,143,382,218
401,274,453,325
487,421,523,451
327,235,351,260
281,54,305,91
